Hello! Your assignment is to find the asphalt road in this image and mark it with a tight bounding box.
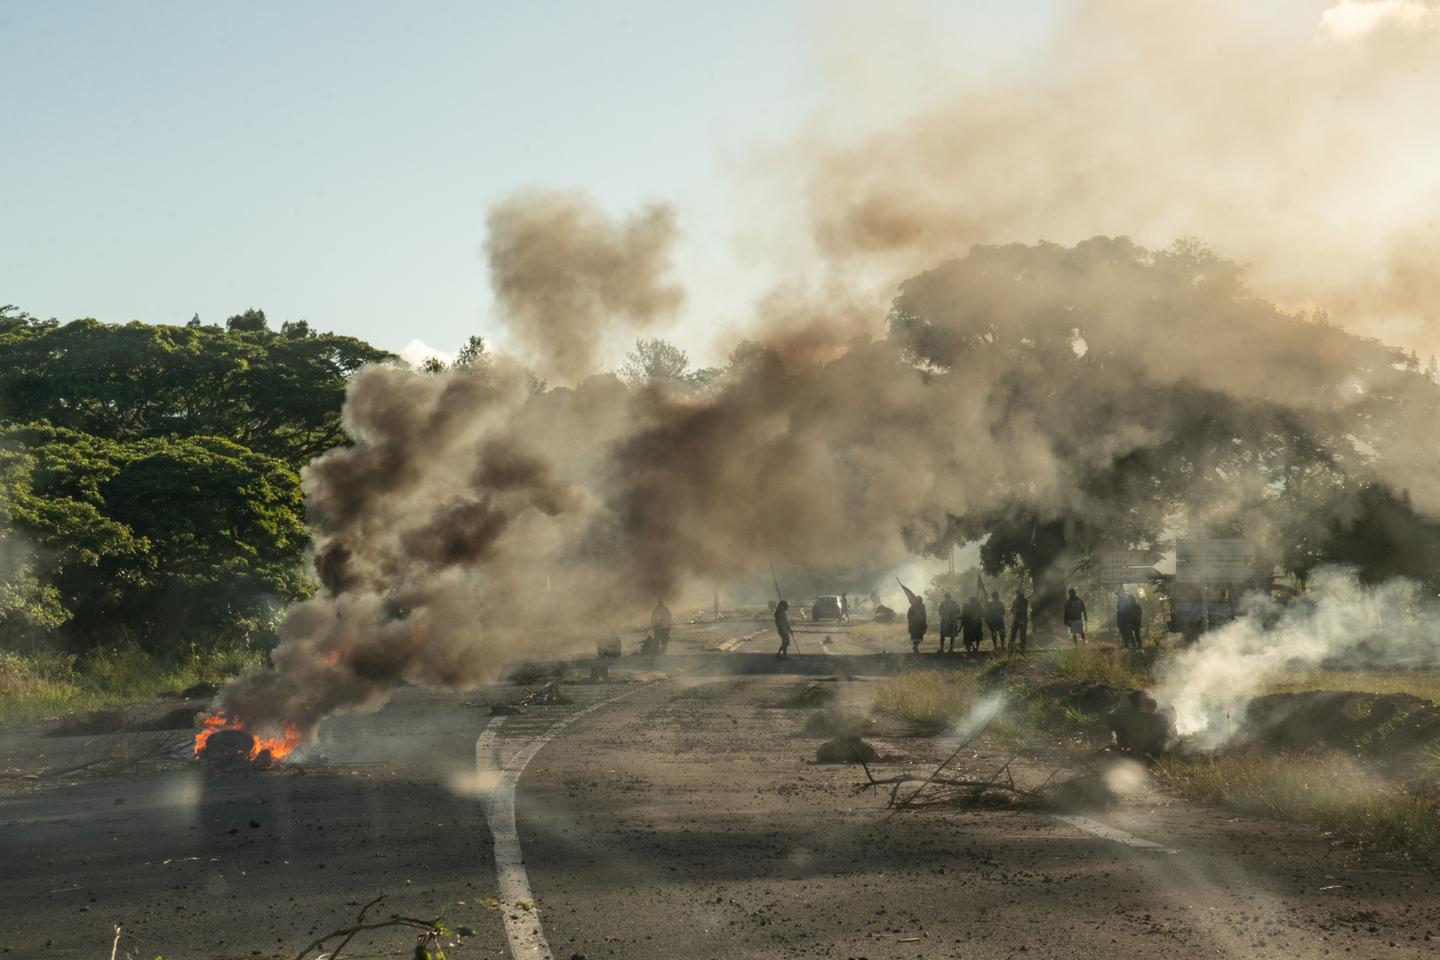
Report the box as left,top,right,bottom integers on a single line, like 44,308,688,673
3,620,1439,959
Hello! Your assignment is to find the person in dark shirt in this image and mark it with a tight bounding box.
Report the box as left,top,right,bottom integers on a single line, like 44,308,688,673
937,593,961,653
961,595,985,653
1009,589,1030,653
984,591,1006,652
1063,588,1088,646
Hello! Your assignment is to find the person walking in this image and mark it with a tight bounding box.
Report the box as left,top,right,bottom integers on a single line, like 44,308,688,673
1063,588,1088,647
900,582,927,653
774,599,794,659
840,592,851,623
1008,589,1030,653
651,599,673,653
984,591,1006,652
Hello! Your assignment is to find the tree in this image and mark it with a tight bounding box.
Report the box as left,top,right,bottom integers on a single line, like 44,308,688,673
0,315,393,468
0,422,308,653
455,335,489,368
226,308,268,332
621,338,691,385
420,356,447,374
280,319,312,338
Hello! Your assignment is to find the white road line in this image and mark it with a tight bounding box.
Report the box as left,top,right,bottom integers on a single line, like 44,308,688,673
476,686,649,960
1050,813,1170,850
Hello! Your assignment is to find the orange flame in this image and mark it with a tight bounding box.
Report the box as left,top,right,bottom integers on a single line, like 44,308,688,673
194,712,303,762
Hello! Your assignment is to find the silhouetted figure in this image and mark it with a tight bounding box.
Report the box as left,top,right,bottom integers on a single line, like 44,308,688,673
774,600,793,659
1009,590,1029,653
652,599,673,653
900,582,927,653
961,595,985,653
1117,591,1143,649
984,591,1006,651
1063,588,1088,647
1107,689,1173,757
937,592,961,653
840,592,850,623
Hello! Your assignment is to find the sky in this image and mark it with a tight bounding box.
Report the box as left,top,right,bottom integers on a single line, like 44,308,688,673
0,1,1058,367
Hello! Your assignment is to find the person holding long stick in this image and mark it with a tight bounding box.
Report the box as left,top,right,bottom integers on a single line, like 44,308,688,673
774,599,794,660
898,579,927,653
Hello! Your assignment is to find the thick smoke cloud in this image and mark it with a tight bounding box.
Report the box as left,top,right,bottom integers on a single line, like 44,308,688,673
208,3,1440,747
802,0,1440,358
486,191,684,383
211,229,1440,747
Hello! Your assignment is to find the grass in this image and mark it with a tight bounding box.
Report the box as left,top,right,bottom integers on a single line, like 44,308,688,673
1048,645,1157,690
873,668,979,728
0,645,265,723
1157,750,1440,852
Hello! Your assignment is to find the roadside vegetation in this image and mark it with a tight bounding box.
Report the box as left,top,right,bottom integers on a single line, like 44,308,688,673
870,645,1440,855
0,306,405,720
0,645,265,723
1156,751,1440,854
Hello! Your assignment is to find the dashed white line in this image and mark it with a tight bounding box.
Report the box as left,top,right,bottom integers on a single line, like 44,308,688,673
476,686,649,960
1050,813,1170,850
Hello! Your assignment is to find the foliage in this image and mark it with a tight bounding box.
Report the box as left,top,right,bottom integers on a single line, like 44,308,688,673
621,337,698,386
0,644,266,722
0,422,308,653
888,240,1440,590
0,306,393,466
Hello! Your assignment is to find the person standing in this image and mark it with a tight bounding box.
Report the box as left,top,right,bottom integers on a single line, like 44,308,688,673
774,599,793,659
652,599,673,653
1009,589,1030,653
840,592,850,623
961,595,985,654
1063,588,1088,647
984,591,1006,652
937,592,961,653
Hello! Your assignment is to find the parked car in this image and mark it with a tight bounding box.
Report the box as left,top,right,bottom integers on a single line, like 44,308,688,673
811,595,842,621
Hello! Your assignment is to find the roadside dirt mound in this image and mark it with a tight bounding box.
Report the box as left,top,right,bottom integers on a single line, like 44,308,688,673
1241,691,1440,755
52,709,129,736
816,737,878,763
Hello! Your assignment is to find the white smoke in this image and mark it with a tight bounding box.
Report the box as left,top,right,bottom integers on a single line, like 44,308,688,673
1156,568,1437,749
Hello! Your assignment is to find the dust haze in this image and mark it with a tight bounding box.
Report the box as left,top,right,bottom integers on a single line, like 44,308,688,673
209,0,1440,747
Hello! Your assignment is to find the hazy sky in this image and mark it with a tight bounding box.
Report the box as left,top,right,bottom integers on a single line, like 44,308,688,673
1,1,1057,365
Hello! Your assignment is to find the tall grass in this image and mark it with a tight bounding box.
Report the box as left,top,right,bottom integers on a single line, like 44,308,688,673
0,644,265,723
874,669,979,727
1157,751,1440,851
1048,646,1156,690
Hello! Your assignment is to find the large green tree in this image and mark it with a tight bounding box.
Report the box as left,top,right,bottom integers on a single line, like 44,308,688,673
0,307,393,467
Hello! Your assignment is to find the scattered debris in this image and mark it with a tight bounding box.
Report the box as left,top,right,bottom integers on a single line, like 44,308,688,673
199,728,270,770
785,681,837,708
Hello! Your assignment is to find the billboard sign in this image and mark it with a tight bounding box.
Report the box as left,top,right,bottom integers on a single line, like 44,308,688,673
1175,538,1255,583
1098,550,1158,586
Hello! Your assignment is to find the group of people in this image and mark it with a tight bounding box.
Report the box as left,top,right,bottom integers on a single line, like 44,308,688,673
915,587,1031,654
902,585,1143,653
768,583,1148,660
